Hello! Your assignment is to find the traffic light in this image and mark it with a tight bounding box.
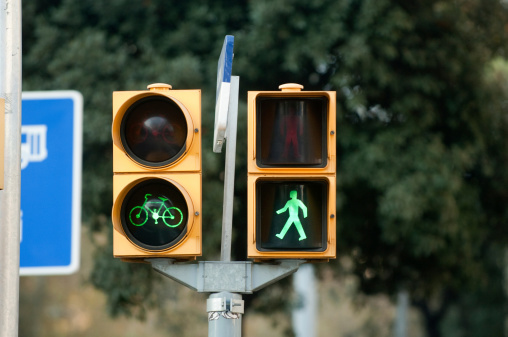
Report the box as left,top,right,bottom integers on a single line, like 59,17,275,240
112,83,201,260
247,83,336,261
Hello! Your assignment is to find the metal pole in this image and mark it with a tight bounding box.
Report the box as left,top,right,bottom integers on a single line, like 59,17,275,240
0,0,22,335
394,289,409,337
292,264,317,337
220,76,239,262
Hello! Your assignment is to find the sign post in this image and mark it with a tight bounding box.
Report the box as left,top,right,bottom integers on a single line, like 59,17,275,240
20,91,83,276
0,0,22,335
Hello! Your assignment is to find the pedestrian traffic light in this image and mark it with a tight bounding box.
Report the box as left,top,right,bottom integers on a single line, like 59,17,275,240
247,83,336,261
112,83,201,260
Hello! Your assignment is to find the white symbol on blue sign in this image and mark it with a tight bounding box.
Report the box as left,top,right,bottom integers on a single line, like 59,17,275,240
21,124,48,169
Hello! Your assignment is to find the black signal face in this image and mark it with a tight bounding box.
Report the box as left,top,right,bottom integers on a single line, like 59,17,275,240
256,97,328,168
120,178,189,251
121,96,188,167
256,179,328,251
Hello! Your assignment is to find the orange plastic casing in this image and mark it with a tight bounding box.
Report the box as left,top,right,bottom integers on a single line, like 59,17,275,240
246,84,336,261
112,85,201,260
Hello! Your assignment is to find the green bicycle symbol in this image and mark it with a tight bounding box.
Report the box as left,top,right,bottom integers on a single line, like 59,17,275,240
129,193,183,228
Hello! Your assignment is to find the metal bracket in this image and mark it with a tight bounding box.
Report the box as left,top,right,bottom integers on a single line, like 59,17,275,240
148,259,305,294
207,297,227,312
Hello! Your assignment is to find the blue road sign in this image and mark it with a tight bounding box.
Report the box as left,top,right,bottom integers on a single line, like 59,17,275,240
20,91,83,276
213,35,235,153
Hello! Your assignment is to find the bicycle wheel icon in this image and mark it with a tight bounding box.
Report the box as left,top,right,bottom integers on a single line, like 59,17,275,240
129,206,148,226
163,207,184,228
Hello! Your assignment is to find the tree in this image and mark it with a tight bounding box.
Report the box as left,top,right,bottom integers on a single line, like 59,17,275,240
235,0,508,335
22,0,508,335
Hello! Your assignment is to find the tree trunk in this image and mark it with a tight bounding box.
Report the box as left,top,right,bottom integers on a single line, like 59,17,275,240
413,291,455,337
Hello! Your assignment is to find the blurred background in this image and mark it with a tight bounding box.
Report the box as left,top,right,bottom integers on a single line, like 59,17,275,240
19,0,508,336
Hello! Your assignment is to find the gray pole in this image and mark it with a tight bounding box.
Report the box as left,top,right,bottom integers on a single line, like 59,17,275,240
0,0,22,336
292,264,317,337
215,75,242,336
220,76,239,262
394,289,409,337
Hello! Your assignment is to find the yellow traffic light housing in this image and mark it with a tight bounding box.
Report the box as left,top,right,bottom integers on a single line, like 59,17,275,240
247,83,336,261
112,84,201,260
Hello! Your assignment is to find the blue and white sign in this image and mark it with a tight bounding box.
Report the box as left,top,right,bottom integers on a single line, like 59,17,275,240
20,91,83,276
213,35,234,153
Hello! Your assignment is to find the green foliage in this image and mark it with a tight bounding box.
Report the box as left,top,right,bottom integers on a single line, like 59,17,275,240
22,0,508,334
440,246,507,337
90,232,157,319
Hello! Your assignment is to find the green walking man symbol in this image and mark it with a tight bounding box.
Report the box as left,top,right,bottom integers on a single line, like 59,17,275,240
275,190,308,241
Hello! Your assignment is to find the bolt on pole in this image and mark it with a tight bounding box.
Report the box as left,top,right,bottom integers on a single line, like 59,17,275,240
0,0,23,336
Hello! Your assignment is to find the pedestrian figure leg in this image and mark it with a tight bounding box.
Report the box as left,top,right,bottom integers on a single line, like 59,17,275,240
276,216,295,239
294,220,306,240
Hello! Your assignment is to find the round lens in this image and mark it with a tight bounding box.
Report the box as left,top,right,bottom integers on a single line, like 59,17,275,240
121,96,188,167
121,179,189,250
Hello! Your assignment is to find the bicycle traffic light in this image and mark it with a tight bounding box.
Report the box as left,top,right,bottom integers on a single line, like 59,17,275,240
112,83,201,260
247,83,336,261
